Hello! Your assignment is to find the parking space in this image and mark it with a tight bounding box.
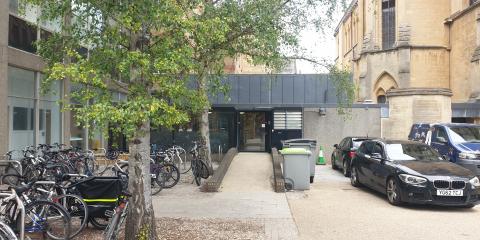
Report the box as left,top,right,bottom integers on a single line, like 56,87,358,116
287,165,480,240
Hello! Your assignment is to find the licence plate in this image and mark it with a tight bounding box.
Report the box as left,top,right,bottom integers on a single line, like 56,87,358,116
437,189,463,196
151,174,156,179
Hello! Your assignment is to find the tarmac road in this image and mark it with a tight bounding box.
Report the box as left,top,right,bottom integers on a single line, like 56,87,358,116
287,165,480,240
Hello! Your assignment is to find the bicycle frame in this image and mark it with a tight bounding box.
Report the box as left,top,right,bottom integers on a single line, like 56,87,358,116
0,189,25,240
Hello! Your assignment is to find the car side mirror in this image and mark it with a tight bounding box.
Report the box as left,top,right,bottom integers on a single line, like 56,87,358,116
334,144,339,149
437,137,448,144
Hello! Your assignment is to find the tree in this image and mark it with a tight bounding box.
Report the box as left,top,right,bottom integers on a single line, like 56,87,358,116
25,1,204,239
187,0,349,161
25,0,349,238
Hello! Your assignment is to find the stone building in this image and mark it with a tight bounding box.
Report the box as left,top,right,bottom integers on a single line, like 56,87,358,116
335,0,480,139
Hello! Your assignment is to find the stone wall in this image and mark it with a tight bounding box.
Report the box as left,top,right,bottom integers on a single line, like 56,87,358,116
382,88,452,140
449,5,480,102
303,107,382,164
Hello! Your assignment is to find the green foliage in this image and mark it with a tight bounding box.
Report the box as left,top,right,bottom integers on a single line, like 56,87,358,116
329,65,355,116
26,0,208,140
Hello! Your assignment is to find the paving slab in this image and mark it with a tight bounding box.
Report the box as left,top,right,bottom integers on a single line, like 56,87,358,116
153,153,299,240
288,165,480,240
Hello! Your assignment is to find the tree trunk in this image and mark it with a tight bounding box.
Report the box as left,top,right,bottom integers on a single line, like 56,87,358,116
200,107,212,165
125,120,157,240
198,74,212,167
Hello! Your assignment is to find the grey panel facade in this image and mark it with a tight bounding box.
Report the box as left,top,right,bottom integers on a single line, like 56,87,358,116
211,74,343,108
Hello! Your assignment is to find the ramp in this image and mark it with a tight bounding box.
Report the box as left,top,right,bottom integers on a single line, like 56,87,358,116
220,152,273,192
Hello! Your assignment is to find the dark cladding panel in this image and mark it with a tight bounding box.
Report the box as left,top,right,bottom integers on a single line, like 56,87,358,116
282,75,294,104
260,77,271,104
229,76,239,104
209,74,339,106
293,75,305,104
249,76,261,104
271,76,283,104
304,75,316,103
238,76,250,103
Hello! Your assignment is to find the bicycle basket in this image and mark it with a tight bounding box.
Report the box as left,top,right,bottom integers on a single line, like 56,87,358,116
76,177,124,217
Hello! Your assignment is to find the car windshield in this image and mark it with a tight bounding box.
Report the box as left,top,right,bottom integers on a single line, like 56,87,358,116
448,126,480,143
385,143,442,161
352,139,369,149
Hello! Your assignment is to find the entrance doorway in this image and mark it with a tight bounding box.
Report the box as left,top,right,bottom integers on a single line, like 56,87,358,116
239,112,270,151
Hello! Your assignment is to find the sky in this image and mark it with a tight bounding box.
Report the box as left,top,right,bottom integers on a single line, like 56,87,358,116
295,5,345,74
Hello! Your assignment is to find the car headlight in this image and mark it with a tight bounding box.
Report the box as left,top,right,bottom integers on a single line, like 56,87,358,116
459,152,477,160
399,174,427,187
469,177,480,188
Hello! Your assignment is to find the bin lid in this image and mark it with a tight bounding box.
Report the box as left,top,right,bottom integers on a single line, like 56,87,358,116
279,148,311,155
283,138,317,144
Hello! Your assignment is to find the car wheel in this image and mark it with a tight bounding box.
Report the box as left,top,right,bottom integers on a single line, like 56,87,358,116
342,160,350,177
386,178,402,206
331,154,338,170
350,166,361,187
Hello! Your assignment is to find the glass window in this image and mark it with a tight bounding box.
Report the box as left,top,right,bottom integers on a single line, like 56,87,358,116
433,127,448,143
8,66,35,97
8,66,36,150
386,143,441,161
38,101,62,145
377,95,387,103
9,99,35,150
9,15,38,53
447,126,480,143
382,0,395,49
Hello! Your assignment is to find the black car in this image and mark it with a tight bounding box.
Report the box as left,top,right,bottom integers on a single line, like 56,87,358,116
350,139,480,207
332,137,374,177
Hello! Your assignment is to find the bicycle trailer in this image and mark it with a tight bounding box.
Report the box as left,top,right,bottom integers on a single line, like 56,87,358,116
75,176,124,218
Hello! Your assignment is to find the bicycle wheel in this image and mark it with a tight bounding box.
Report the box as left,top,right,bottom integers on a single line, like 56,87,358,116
54,194,88,238
159,164,180,189
198,160,210,179
173,150,191,174
20,200,71,240
1,174,22,187
151,170,163,196
84,157,96,176
0,221,16,240
192,161,202,186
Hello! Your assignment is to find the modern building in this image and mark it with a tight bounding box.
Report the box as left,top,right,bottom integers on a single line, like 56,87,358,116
335,0,480,138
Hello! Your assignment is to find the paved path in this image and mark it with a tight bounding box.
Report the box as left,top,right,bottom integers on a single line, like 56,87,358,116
287,165,480,240
153,153,298,240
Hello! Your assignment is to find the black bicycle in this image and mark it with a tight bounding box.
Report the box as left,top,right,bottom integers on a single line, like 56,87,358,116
189,141,210,186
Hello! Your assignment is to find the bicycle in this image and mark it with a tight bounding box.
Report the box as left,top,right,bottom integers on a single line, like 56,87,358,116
189,141,210,186
102,190,130,240
0,184,72,240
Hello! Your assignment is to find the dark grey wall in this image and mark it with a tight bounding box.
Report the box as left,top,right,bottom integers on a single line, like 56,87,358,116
210,74,338,108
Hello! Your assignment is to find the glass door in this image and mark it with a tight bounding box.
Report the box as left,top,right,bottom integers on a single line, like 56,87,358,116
239,112,266,151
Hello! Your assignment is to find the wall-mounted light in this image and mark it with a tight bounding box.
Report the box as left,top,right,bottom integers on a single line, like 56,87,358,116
319,108,326,116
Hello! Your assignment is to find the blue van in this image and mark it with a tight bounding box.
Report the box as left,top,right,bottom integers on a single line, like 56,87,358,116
409,123,480,176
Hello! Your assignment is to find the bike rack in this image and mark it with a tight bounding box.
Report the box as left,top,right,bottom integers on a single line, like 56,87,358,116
0,189,25,240
0,159,23,176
